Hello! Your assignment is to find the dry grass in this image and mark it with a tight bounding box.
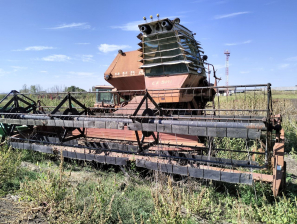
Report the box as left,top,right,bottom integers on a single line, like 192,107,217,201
1,146,297,223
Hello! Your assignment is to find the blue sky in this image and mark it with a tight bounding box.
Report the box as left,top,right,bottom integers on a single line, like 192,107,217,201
0,0,296,92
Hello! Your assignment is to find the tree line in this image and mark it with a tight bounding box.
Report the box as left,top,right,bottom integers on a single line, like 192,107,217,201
19,85,89,94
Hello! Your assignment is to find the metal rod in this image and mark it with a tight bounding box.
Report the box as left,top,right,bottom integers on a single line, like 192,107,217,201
0,112,265,121
0,112,266,122
161,108,267,112
0,112,266,121
7,84,268,95
0,113,266,130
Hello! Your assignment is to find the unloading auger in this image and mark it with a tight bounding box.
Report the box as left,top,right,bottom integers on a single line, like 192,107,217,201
0,16,286,196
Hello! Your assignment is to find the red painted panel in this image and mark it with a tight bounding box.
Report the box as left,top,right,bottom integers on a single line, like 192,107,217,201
145,74,188,90
74,127,201,147
107,75,145,91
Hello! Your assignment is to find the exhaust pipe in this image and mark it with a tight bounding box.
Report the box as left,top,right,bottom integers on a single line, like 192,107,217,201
140,26,147,32
161,21,172,30
140,25,152,34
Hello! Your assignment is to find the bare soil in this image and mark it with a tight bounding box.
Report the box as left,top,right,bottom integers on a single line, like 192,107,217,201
0,162,48,223
0,196,48,223
285,154,297,183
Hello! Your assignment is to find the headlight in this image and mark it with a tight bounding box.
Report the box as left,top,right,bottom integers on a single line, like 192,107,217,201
197,68,202,74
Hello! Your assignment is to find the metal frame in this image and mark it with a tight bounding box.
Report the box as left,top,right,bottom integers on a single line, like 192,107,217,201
50,93,94,143
0,90,37,136
0,90,37,113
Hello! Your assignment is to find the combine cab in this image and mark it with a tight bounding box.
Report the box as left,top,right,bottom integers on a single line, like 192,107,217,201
0,17,286,196
94,85,114,108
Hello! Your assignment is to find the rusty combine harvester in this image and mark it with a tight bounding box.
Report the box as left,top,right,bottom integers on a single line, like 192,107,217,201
0,17,286,196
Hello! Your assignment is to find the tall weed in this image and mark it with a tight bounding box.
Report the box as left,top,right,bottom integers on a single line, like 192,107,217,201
0,145,22,194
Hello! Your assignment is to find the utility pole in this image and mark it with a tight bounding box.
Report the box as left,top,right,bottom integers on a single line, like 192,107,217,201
224,50,230,95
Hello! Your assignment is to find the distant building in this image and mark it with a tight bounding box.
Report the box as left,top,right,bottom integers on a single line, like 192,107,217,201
272,86,297,91
216,87,235,96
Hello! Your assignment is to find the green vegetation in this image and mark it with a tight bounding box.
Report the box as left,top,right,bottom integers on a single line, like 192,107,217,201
272,90,297,99
213,91,296,117
0,145,297,223
0,144,22,195
65,85,86,92
0,92,97,109
18,85,86,95
272,94,297,99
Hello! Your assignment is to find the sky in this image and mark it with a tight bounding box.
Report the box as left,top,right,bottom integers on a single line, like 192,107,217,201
0,0,296,93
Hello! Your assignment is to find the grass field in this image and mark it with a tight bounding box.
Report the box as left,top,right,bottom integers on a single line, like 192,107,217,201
0,145,297,223
272,90,297,99
273,94,297,99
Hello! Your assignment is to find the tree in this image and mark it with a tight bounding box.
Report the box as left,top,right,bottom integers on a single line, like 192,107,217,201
65,86,86,92
30,85,37,94
20,84,29,93
48,85,65,93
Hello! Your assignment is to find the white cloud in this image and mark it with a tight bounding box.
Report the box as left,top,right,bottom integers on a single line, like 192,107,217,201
0,66,28,75
98,44,131,53
75,43,90,45
279,63,290,68
40,71,48,73
225,40,252,46
214,11,250,19
14,46,55,51
111,16,180,31
214,0,228,4
0,68,11,76
11,66,27,72
81,55,94,62
0,68,6,74
240,71,250,74
265,1,277,5
285,56,297,61
111,20,143,31
48,23,91,29
42,55,71,62
213,64,226,70
243,40,252,44
6,59,19,62
11,66,27,70
68,71,94,76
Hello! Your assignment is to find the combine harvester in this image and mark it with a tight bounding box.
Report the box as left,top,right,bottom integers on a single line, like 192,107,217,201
0,16,285,196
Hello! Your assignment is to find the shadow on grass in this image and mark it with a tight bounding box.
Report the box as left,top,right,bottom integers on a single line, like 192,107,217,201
286,173,297,198
0,168,39,197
